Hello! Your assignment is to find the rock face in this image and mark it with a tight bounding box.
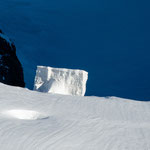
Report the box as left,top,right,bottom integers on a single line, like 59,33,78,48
34,66,88,96
0,30,25,87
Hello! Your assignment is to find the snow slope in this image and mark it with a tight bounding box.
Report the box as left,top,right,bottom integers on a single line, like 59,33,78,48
0,83,150,150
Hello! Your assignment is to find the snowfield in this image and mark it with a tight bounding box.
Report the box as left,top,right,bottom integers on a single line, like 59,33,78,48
0,83,150,150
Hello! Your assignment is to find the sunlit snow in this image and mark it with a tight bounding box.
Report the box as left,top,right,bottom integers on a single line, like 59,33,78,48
34,66,88,96
0,83,150,150
2,109,48,120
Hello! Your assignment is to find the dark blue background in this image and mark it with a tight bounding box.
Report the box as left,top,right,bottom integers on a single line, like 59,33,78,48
0,0,150,100
38,0,150,100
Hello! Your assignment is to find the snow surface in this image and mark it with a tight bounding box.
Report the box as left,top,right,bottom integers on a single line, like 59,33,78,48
2,109,48,120
34,66,88,96
0,83,150,150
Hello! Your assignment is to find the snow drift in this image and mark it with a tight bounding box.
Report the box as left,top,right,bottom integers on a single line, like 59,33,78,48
34,66,88,96
2,109,48,120
0,83,150,150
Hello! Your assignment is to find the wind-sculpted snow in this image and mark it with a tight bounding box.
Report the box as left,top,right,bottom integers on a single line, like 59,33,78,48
2,109,49,120
34,66,88,96
0,83,150,149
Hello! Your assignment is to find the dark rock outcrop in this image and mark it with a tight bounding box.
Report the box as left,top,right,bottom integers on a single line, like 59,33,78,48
0,30,25,87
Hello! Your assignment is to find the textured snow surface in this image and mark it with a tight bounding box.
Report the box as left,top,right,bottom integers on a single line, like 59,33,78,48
34,66,88,96
2,109,48,120
0,83,150,150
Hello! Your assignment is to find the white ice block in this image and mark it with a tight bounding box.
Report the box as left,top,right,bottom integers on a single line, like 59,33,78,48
34,66,88,96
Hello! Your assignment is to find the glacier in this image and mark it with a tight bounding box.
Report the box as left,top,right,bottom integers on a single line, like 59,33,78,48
34,66,88,96
0,83,150,150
